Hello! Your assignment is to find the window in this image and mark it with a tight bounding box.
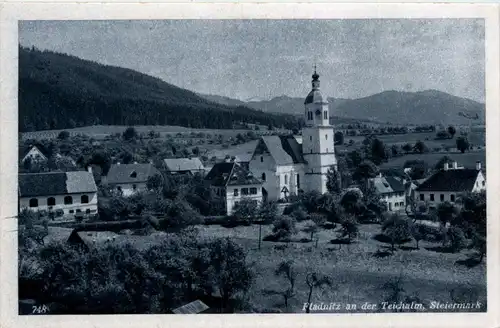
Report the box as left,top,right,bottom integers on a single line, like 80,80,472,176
482,181,485,187
325,134,328,140
132,184,137,190
296,174,300,189
430,194,435,201
81,195,89,204
324,111,328,120
440,194,445,201
260,156,263,162
29,198,38,208
234,189,239,196
400,202,404,207
117,186,122,192
326,148,328,152
450,194,455,202
47,197,56,206
420,194,425,201
76,209,82,213
242,188,249,195
309,136,312,141
69,210,74,214
64,196,73,205
261,173,266,181
250,187,257,195
284,175,288,184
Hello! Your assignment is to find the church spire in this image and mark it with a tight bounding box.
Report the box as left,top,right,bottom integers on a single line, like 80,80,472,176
312,64,320,90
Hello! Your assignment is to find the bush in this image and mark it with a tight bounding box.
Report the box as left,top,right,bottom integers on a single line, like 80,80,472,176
271,216,298,241
291,207,308,221
448,226,467,252
55,209,65,217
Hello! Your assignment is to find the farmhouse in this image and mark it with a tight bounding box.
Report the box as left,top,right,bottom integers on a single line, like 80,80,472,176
369,174,406,212
104,163,160,197
415,161,485,208
248,69,337,201
19,144,49,164
163,157,205,176
18,170,98,219
204,161,263,215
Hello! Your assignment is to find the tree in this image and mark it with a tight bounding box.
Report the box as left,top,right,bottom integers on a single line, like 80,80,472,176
272,216,298,241
447,125,456,138
334,131,344,145
305,272,333,313
57,130,70,140
381,214,413,253
146,173,164,193
437,202,458,227
402,143,412,154
370,138,388,165
122,126,138,141
326,166,341,194
206,238,254,312
275,259,297,295
303,220,320,242
340,189,364,215
339,213,359,243
448,226,467,252
410,223,426,249
413,140,428,154
391,144,400,157
232,199,259,225
352,160,379,191
456,137,470,153
403,160,427,180
435,130,450,140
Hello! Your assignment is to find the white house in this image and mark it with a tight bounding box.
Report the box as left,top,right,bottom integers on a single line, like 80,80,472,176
204,161,263,216
105,163,161,197
19,144,49,164
18,169,98,220
248,69,337,202
369,174,406,212
415,161,486,209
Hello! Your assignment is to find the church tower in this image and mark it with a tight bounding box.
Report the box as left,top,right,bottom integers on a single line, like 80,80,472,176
302,67,337,194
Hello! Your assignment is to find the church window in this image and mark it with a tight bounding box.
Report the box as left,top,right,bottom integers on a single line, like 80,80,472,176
296,174,300,189
284,175,288,184
309,136,312,141
261,173,266,181
29,198,38,208
324,111,328,120
325,134,328,140
260,156,263,162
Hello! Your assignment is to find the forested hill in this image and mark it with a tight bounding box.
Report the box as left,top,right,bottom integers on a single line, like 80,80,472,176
19,47,298,132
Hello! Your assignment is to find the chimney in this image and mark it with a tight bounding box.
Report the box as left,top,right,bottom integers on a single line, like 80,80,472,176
444,162,449,171
87,165,93,174
476,161,482,171
452,161,458,170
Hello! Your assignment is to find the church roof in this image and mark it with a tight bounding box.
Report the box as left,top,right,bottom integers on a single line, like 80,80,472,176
304,89,327,105
258,136,306,166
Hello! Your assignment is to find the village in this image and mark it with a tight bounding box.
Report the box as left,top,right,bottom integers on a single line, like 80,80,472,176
18,70,487,314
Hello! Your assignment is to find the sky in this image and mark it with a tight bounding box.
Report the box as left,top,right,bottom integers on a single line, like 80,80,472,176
19,19,485,102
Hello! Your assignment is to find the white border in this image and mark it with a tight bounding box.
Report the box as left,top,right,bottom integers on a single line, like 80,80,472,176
1,3,499,328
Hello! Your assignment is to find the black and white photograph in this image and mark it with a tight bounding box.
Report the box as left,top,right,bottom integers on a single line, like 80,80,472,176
1,2,499,327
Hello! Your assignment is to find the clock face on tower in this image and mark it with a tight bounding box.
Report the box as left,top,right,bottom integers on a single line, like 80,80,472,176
315,109,321,116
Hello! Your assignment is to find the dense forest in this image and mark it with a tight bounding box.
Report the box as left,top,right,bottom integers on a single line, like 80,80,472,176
19,46,299,132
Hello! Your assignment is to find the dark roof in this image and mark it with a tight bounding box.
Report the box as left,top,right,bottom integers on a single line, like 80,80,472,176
19,171,97,197
204,162,262,187
416,169,480,192
257,136,306,165
106,164,160,184
304,89,328,105
385,176,406,193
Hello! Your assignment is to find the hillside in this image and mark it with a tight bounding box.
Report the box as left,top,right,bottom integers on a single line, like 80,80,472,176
19,47,298,132
203,90,484,125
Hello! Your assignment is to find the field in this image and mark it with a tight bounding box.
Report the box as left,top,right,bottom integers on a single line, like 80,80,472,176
21,125,286,141
44,222,486,313
196,222,486,313
380,150,486,170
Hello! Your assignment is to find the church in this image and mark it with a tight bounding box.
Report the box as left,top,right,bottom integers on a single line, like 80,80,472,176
248,69,338,202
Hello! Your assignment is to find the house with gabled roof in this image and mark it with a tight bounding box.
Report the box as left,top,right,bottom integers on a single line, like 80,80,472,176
104,163,160,197
415,161,486,209
204,161,263,215
19,144,50,164
18,169,98,220
163,157,205,176
369,174,406,212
